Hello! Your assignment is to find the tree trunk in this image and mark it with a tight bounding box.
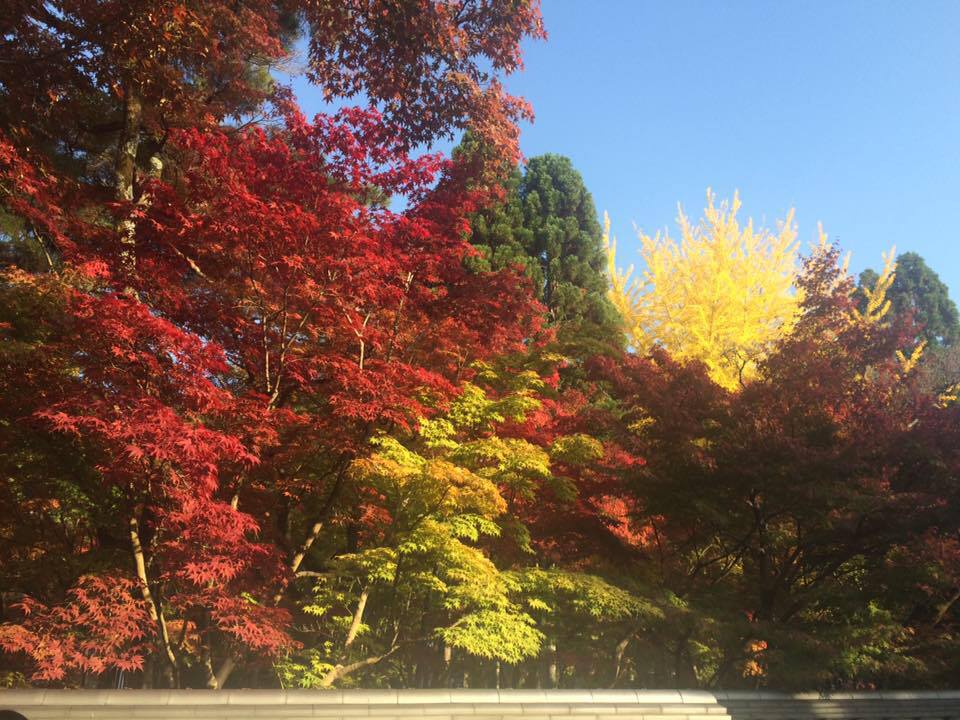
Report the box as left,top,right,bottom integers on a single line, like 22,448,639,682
547,639,558,688
200,612,220,689
214,656,236,689
129,515,179,686
229,464,349,689
612,632,632,687
442,642,453,687
115,84,142,279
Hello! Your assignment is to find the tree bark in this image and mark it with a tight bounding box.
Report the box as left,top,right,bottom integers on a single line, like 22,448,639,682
319,648,397,688
129,516,179,686
344,586,370,649
116,84,142,279
547,639,558,688
214,656,236,689
271,464,349,604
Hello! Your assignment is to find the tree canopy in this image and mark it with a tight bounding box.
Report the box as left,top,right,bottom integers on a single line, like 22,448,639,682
2,0,960,693
859,251,960,347
606,192,801,390
468,152,624,352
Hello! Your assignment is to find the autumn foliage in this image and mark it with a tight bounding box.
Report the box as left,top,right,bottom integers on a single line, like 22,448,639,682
605,192,800,390
3,0,960,693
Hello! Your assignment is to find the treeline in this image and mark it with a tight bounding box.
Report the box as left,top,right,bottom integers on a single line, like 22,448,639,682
2,0,960,693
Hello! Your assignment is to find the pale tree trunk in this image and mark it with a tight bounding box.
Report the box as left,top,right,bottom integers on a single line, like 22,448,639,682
270,466,349,604
199,612,222,689
116,85,142,280
344,586,369,648
934,588,960,626
611,628,638,687
210,470,347,689
313,588,400,688
129,516,179,687
216,511,329,688
547,639,558,688
443,643,453,687
274,518,325,604
213,656,235,689
115,87,141,203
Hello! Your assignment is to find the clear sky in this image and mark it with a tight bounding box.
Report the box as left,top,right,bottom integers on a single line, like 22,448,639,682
289,0,960,298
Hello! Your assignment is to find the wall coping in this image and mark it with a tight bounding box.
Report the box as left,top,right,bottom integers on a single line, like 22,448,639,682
2,689,960,707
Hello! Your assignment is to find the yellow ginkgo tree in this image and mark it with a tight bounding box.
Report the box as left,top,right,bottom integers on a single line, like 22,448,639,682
852,245,897,326
605,191,801,390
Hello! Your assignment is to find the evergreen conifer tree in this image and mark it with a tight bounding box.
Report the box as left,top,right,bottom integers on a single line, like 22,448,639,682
859,252,959,347
468,151,624,353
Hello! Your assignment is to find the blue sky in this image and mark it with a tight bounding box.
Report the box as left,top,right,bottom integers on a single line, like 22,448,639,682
289,0,960,298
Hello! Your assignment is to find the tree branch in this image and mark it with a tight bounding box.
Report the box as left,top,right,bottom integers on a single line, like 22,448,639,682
343,586,370,649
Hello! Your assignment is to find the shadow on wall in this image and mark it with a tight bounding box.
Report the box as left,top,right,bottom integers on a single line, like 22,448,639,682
0,712,27,720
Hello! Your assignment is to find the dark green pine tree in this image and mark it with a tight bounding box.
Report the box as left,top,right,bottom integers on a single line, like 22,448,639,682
859,251,960,347
467,150,624,354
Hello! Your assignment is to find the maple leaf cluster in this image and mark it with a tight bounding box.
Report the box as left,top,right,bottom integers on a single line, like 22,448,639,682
0,576,152,682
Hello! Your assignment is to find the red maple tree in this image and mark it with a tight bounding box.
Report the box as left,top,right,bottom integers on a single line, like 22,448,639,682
0,95,541,685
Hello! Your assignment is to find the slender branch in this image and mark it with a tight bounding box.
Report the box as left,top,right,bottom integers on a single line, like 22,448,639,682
271,463,350,604
349,311,372,370
384,272,414,364
26,221,57,274
168,244,210,279
318,644,400,688
269,308,310,408
933,587,960,627
295,570,333,579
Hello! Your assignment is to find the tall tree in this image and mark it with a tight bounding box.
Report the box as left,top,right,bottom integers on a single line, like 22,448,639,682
1,0,545,161
591,240,960,689
0,105,540,691
468,152,623,352
858,251,960,347
0,0,545,287
606,191,801,390
0,0,545,688
276,371,549,688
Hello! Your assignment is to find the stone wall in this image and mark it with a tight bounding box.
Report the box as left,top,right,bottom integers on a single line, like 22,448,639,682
1,689,958,720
